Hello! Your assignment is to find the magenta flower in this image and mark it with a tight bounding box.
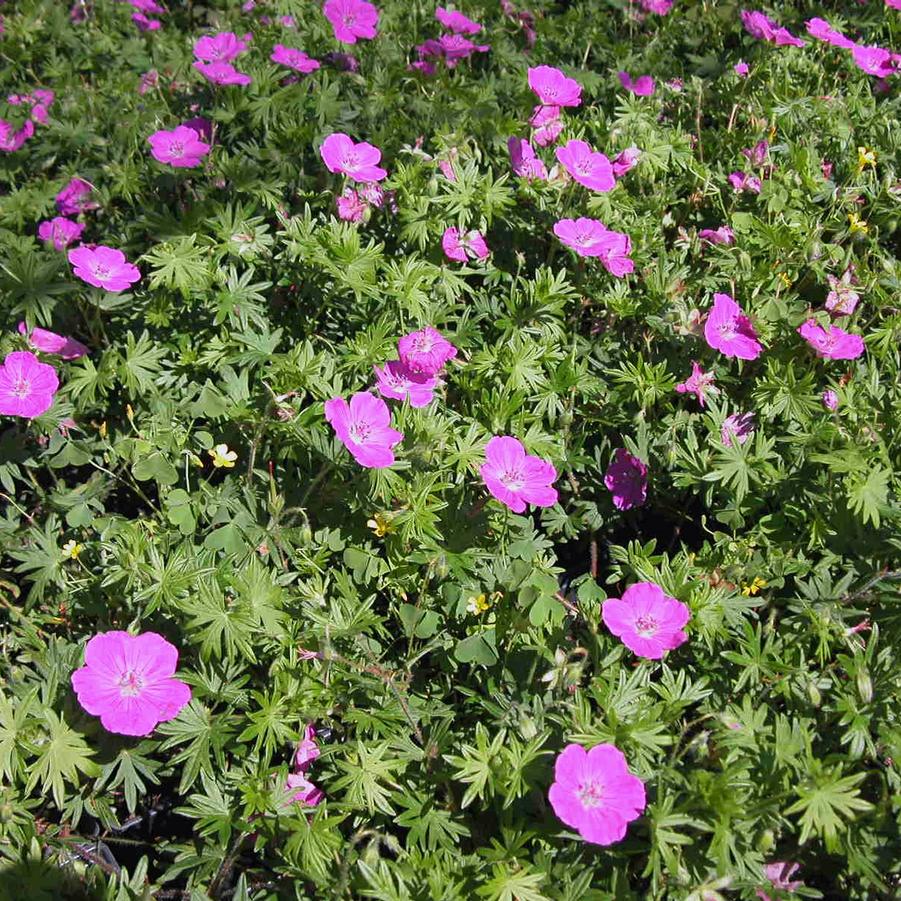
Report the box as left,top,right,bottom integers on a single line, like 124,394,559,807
442,227,489,263
320,132,387,182
438,154,458,181
699,226,735,246
555,140,615,193
129,0,166,12
638,0,672,13
132,12,162,31
548,743,646,846
604,448,648,510
797,320,865,360
139,69,160,95
552,218,633,276
529,104,563,147
722,412,755,447
729,171,762,194
741,10,806,47
193,32,249,63
0,351,59,419
0,119,34,153
398,326,457,375
336,188,367,221
508,137,548,180
676,361,719,407
822,389,839,411
323,0,379,44
436,6,481,33
850,45,898,78
480,436,558,513
56,177,96,215
756,862,802,901
742,140,769,167
704,293,763,361
271,44,321,73
295,724,321,770
612,146,641,177
618,71,655,96
286,724,324,805
734,60,750,77
602,582,690,659
825,268,860,316
71,631,192,737
68,246,141,293
193,61,252,85
37,217,85,251
147,125,210,168
436,34,490,66
528,65,582,107
324,392,403,468
806,17,855,49
374,360,437,408
18,322,88,360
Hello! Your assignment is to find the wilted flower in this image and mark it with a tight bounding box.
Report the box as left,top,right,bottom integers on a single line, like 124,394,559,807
797,320,865,360
508,137,548,180
320,132,388,182
612,146,641,177
530,103,563,146
699,226,735,246
722,412,755,447
324,392,403,468
704,292,763,360
0,119,34,153
323,0,379,44
604,448,648,510
37,217,86,251
68,246,141,293
139,69,159,94
602,581,690,659
676,361,719,407
480,436,558,513
729,171,762,193
742,140,769,167
825,267,860,316
0,351,59,419
755,862,802,901
336,188,367,221
18,322,88,360
555,140,615,192
618,71,655,96
442,226,490,262
822,389,839,411
373,360,437,408
56,177,97,215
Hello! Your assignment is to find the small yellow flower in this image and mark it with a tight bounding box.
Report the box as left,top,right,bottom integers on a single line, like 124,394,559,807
209,443,238,468
366,512,393,537
126,404,134,421
98,421,108,438
61,539,83,560
857,146,876,171
741,576,767,597
848,212,869,234
466,593,491,615
778,272,792,288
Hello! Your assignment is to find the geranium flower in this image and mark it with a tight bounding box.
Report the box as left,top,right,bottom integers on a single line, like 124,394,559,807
602,582,690,659
193,32,249,63
527,65,582,107
18,322,88,360
0,119,34,153
398,326,457,375
822,389,839,411
756,862,802,901
612,146,641,177
320,132,387,182
741,9,806,46
56,177,97,215
676,361,718,406
139,69,160,95
742,140,769,167
797,320,865,360
734,60,750,76
638,0,672,13
373,360,437,408
825,267,860,316
618,71,655,96
806,17,855,49
147,125,210,168
436,7,481,34
0,351,59,419
193,61,252,85
129,0,166,12
480,435,558,513
68,246,141,293
508,137,548,180
548,744,646,845
729,171,762,193
552,218,633,276
336,187,367,221
436,34,490,66
324,392,403,468
555,140,615,192
722,412,755,447
704,292,763,360
271,44,321,73
442,226,489,262
604,448,648,510
132,12,162,31
850,45,898,78
530,104,563,146
71,631,192,737
699,226,735,246
286,772,324,805
37,217,85,251
323,0,379,44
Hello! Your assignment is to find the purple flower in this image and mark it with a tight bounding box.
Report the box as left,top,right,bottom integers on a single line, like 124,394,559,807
147,125,210,168
37,217,85,251
0,351,59,419
741,10,806,47
398,326,457,376
612,146,641,177
676,361,719,407
271,44,321,73
68,246,141,293
435,7,481,34
618,71,655,96
699,226,735,246
193,61,252,85
704,292,763,360
508,137,547,180
480,436,558,513
324,392,403,469
528,66,582,107
373,360,437,408
604,448,648,510
756,862,802,901
822,389,839,411
850,45,899,79
320,132,387,182
555,140,615,193
193,32,249,63
0,119,34,153
132,12,162,31
729,171,762,194
734,61,750,76
797,320,865,360
18,322,88,360
56,177,96,215
323,0,379,45
442,227,489,262
742,140,769,167
806,18,855,49
602,582,690,659
721,412,755,447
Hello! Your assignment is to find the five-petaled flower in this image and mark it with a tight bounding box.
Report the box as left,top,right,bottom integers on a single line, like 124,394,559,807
480,436,558,514
527,65,582,107
442,226,490,262
18,322,88,360
323,0,379,45
0,351,59,419
797,320,865,360
555,140,615,193
209,443,238,468
271,44,321,73
704,292,763,360
320,132,388,182
374,359,438,408
68,245,141,293
325,392,403,468
676,361,719,406
602,581,690,659
604,448,648,510
148,125,211,168
397,326,458,376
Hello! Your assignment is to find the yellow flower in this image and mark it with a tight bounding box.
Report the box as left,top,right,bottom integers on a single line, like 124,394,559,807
367,512,394,537
848,212,869,234
466,593,491,615
62,539,83,560
98,421,108,438
209,443,237,468
778,272,792,288
857,146,876,171
741,576,767,597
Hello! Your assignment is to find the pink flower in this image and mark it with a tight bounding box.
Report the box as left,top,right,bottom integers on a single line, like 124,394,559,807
797,320,865,360
374,360,437,408
279,15,297,27
323,0,379,44
742,140,769,167
18,322,88,360
721,412,755,447
729,171,762,193
320,132,387,182
822,389,839,411
602,582,690,659
850,45,898,78
555,140,615,193
193,61,252,85
480,436,558,513
132,12,162,31
529,104,563,146
442,226,489,262
37,217,85,251
358,182,389,208
68,246,141,293
618,71,655,96
734,60,750,76
822,160,834,180
139,69,160,95
704,292,762,360
552,218,634,276
0,351,59,419
756,862,802,901
612,146,641,177
0,119,34,153
295,724,321,770
806,17,855,49
324,392,403,468
271,44,321,73
741,10,805,46
638,0,672,13
70,631,192,737
436,6,481,33
147,125,210,168
56,177,96,215
676,361,719,406
336,188,367,221
398,326,457,375
699,226,735,246
508,137,548,180
436,34,490,65
528,66,582,107
286,772,324,805
193,32,249,63
438,154,458,181
604,448,648,510
825,267,860,316
129,0,166,12
548,743,646,845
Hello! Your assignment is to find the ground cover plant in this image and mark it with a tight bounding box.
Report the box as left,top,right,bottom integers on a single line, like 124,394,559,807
1,0,900,897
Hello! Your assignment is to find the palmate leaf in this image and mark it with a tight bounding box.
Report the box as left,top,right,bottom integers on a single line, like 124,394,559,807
786,765,873,848
0,689,36,782
24,711,99,808
331,741,405,816
394,792,469,852
95,744,161,814
141,234,215,296
475,864,550,901
844,466,891,528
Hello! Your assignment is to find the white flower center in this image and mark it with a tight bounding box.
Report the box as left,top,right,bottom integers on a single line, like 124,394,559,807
635,614,658,637
12,377,30,399
577,779,604,809
499,467,524,491
118,669,145,698
349,421,372,443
